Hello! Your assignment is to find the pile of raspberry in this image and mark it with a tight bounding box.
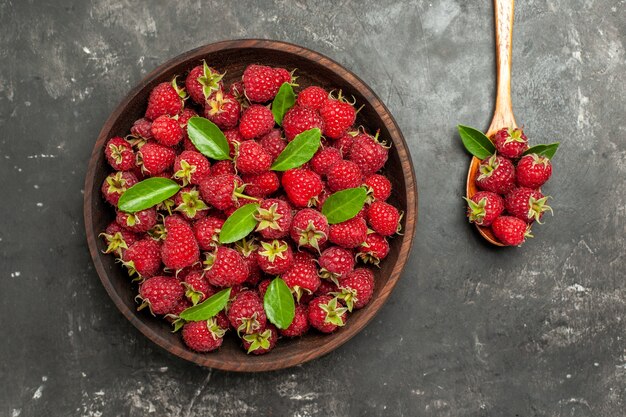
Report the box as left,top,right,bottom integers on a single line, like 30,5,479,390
100,62,402,354
466,128,553,246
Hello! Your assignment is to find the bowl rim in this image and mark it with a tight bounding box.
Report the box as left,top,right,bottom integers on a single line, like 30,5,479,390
84,39,418,372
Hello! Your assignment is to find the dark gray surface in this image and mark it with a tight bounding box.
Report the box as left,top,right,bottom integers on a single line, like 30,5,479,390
1,0,624,416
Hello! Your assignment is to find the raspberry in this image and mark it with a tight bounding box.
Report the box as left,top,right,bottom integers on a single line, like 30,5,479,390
318,246,355,282
204,90,240,129
257,239,294,275
505,187,552,224
336,268,375,311
492,127,528,159
121,238,162,279
241,171,280,198
254,198,292,239
310,147,342,176
238,104,275,140
282,105,325,141
308,295,347,333
161,215,200,270
516,154,552,189
182,317,226,352
228,290,267,335
137,276,184,315
282,256,320,301
464,191,504,227
326,160,363,192
100,221,140,256
475,154,516,195
145,79,185,120
105,137,135,171
328,217,368,248
280,304,310,337
173,150,211,186
137,142,176,175
101,171,138,206
259,128,287,161
185,62,224,105
236,140,272,174
204,246,249,287
242,325,278,355
356,233,389,265
193,215,224,251
151,115,183,146
364,174,392,202
199,173,245,211
116,207,157,233
183,269,215,305
319,94,356,139
242,64,286,103
297,86,328,110
290,208,329,252
349,132,388,177
367,201,401,236
491,216,532,246
281,168,323,207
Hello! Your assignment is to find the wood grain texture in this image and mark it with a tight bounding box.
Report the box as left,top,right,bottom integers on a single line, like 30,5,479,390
83,39,418,372
467,0,517,247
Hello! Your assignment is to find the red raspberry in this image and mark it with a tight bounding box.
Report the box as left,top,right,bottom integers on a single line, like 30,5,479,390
282,256,320,301
183,269,215,305
491,215,532,246
310,147,342,176
210,160,236,176
337,268,375,311
228,290,267,335
349,132,389,177
177,107,197,130
173,187,209,221
464,191,504,227
199,173,245,211
492,127,528,159
308,295,347,333
173,150,211,186
161,215,199,270
150,115,183,146
356,233,389,265
326,160,363,192
505,187,552,224
282,105,325,141
242,325,278,355
130,118,153,140
137,142,176,175
334,131,356,157
367,201,401,236
228,80,248,107
254,198,292,239
116,207,157,233
204,90,240,129
280,304,309,337
100,221,140,256
275,67,293,84
121,238,161,279
297,86,328,110
193,215,225,251
290,208,329,252
315,279,339,297
101,171,138,206
259,129,287,161
475,154,516,194
105,137,135,171
204,246,249,287
242,171,280,198
319,94,356,139
145,79,185,120
182,317,226,352
257,239,294,275
185,62,224,105
318,246,355,282
329,217,368,248
242,64,286,103
257,279,272,299
236,140,272,174
281,168,323,207
364,174,392,202
516,154,553,189
238,104,275,140
137,276,184,315
223,128,244,157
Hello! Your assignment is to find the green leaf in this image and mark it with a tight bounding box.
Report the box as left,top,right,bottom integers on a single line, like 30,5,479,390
117,178,180,213
523,142,560,159
219,203,260,244
457,125,496,159
271,82,296,126
187,116,231,160
263,278,295,329
321,187,368,224
270,128,321,171
179,288,231,322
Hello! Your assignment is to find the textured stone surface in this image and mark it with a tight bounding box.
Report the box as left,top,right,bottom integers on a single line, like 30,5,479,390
0,0,624,416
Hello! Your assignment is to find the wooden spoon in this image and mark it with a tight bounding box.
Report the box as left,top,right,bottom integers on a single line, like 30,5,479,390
466,0,517,246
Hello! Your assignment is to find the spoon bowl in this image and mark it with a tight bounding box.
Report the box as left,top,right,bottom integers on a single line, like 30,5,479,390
466,0,517,246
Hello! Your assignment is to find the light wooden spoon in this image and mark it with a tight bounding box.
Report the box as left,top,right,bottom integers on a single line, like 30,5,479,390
466,0,517,246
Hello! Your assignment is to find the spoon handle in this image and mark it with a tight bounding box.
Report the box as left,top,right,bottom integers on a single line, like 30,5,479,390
487,0,517,136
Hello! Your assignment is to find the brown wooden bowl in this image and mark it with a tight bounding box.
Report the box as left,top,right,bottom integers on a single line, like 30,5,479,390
84,39,417,372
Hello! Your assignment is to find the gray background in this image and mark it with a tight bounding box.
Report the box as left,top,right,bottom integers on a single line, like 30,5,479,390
1,0,624,416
